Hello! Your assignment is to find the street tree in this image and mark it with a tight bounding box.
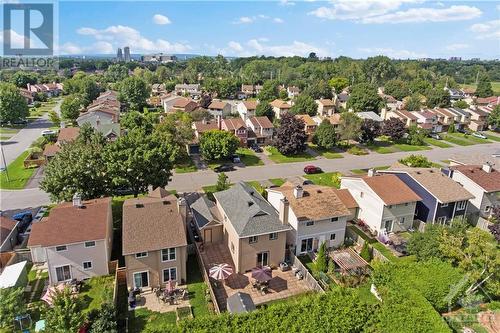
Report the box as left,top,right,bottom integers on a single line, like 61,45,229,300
290,94,317,116
215,172,230,192
274,112,308,155
381,117,407,141
346,83,383,112
475,75,494,98
0,82,29,122
48,110,61,127
153,111,195,162
119,76,151,112
338,112,362,144
255,102,274,119
60,94,83,122
360,118,381,143
313,119,337,149
200,130,240,161
407,125,427,146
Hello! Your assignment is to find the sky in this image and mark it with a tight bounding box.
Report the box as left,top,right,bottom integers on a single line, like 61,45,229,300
3,0,500,59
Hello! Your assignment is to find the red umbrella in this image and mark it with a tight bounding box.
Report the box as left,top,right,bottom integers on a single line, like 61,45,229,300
165,280,176,294
251,266,272,282
209,263,233,280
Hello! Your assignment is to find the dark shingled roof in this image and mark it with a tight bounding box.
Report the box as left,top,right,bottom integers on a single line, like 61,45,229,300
190,195,221,229
227,292,256,314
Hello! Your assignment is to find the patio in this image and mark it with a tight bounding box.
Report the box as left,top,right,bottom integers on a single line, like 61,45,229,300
133,289,191,314
199,243,311,311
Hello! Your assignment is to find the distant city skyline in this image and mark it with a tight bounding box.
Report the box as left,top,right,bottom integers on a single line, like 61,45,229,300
20,1,500,59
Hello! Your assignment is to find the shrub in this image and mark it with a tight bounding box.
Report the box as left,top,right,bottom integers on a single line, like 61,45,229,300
347,146,368,155
360,242,371,262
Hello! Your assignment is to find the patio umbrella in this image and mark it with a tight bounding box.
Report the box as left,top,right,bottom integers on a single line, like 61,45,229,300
165,280,176,293
251,266,272,282
209,263,233,281
41,283,65,306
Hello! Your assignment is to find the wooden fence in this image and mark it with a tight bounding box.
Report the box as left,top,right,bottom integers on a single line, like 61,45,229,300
193,243,221,314
289,252,324,293
345,226,389,263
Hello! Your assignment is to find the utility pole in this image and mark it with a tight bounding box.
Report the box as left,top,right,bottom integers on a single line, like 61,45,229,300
1,145,9,182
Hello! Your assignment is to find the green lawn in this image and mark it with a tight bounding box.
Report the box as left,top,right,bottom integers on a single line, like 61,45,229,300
80,275,115,312
269,178,285,186
463,135,492,144
202,184,232,201
175,157,197,174
442,134,475,146
265,146,315,164
0,150,37,189
308,143,344,159
25,266,48,303
393,143,431,151
485,131,500,142
128,308,177,333
366,141,399,154
460,81,500,95
0,127,20,141
303,172,342,188
186,255,212,318
423,138,452,148
236,148,264,166
350,169,367,175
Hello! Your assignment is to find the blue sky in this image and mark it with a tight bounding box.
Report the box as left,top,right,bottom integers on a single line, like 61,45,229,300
5,1,500,59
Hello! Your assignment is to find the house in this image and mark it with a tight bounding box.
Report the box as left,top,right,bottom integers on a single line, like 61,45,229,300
315,99,335,117
174,84,201,98
27,82,63,97
461,87,476,98
19,88,34,105
171,97,198,113
43,127,81,161
380,109,418,127
246,116,274,145
448,153,500,167
448,164,500,222
287,86,300,99
222,118,248,145
466,108,489,131
412,110,442,133
270,99,292,120
207,100,231,118
296,115,317,140
340,173,421,234
190,195,223,244
335,92,349,109
379,168,474,225
445,87,465,100
192,119,220,139
122,188,188,289
241,85,255,98
28,196,113,284
77,90,120,126
475,96,499,106
446,108,471,130
211,182,290,273
267,183,356,255
357,111,383,123
151,83,166,95
1,217,19,252
237,101,258,121
432,108,455,131
95,123,121,141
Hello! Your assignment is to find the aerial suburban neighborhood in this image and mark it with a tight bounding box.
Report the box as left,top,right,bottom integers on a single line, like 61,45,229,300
0,1,499,332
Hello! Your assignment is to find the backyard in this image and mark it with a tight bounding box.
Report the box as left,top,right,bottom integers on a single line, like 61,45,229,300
79,275,115,313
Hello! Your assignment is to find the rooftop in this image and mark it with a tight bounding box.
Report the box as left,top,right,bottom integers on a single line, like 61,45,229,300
208,100,228,110
190,195,221,229
451,164,500,193
1,217,18,245
296,114,316,126
347,174,421,205
249,116,273,129
223,117,246,131
270,99,291,109
57,127,80,143
242,101,258,110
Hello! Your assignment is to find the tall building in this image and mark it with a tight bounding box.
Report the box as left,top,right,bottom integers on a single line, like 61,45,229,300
116,48,123,62
124,46,131,62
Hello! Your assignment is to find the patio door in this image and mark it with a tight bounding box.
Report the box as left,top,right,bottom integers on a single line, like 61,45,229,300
384,220,393,232
257,252,269,267
55,265,71,282
300,238,313,253
204,229,212,243
133,271,149,288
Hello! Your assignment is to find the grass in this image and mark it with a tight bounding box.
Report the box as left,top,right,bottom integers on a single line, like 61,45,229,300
308,143,344,159
128,308,177,333
80,275,115,313
175,156,197,174
442,134,475,146
485,131,500,142
371,242,399,263
25,265,48,303
350,169,367,175
346,146,369,155
202,184,232,201
366,141,399,154
297,254,317,277
393,143,431,151
265,146,314,164
269,178,285,186
424,138,452,148
460,81,500,95
186,255,212,318
246,180,266,193
236,148,264,166
356,283,380,305
303,172,342,188
0,150,37,189
462,135,492,144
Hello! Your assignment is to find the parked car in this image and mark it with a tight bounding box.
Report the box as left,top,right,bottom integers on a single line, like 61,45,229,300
303,165,322,174
12,210,32,221
250,144,263,153
429,133,441,140
41,129,57,136
12,119,28,125
214,164,235,173
472,132,487,139
456,127,470,134
232,154,241,163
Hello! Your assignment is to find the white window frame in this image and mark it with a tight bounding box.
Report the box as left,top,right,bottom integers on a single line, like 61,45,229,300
55,245,67,252
55,265,72,282
82,261,93,270
269,233,278,240
456,201,466,211
249,236,258,244
135,252,148,259
436,216,446,225
161,248,176,262
84,241,96,248
330,233,336,240
133,271,149,289
398,217,405,225
162,267,178,283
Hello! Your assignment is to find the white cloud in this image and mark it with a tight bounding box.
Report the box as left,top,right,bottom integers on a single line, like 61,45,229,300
152,14,171,25
279,0,295,6
234,16,254,24
74,25,191,54
0,29,26,48
363,5,481,24
58,41,114,55
470,20,500,40
233,15,284,24
227,41,243,52
358,47,426,59
222,39,328,57
273,18,284,23
445,43,469,51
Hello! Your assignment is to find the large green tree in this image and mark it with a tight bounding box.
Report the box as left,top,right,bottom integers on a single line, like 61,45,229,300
119,76,151,112
255,102,274,119
10,71,38,88
275,112,308,155
0,287,26,330
303,80,332,99
199,130,239,161
487,105,500,129
257,80,280,102
475,75,494,98
383,79,410,100
64,74,101,107
153,111,195,162
346,83,383,112
313,119,337,149
426,88,451,108
290,94,317,116
362,55,396,84
60,94,83,122
0,82,29,122
328,77,349,93
45,288,84,333
406,125,427,145
338,112,362,144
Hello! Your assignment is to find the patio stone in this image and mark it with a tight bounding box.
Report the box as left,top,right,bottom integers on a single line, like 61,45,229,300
133,290,191,314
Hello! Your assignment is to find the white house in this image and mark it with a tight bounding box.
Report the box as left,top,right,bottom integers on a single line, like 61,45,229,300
237,101,258,121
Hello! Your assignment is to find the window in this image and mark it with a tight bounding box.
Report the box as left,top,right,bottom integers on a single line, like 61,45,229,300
84,241,95,248
133,271,149,288
55,245,67,252
305,221,314,226
83,261,92,270
162,268,177,282
456,201,467,210
55,265,71,282
249,236,258,244
436,216,446,225
441,203,449,208
135,252,148,258
388,205,393,209
330,233,336,240
161,248,176,262
360,192,364,198
330,217,338,222
405,203,409,206
399,217,405,224
269,233,278,240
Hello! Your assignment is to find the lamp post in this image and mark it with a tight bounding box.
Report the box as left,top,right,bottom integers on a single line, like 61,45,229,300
0,144,9,182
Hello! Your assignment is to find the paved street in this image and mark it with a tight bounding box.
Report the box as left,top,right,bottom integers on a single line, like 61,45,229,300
2,141,498,211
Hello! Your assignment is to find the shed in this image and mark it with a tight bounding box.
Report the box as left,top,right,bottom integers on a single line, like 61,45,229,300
227,292,256,314
330,248,369,275
0,260,28,289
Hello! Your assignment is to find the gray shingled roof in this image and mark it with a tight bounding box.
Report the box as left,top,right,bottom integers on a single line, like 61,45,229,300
227,292,256,314
213,182,290,237
190,195,217,229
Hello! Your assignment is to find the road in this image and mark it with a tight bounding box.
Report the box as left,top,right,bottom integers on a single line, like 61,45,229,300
1,141,498,211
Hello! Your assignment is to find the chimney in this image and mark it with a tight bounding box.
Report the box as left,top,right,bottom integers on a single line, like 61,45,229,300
216,115,222,130
177,197,188,228
482,163,492,173
367,169,375,177
72,193,82,208
279,197,289,225
380,108,387,120
96,115,100,127
293,185,304,198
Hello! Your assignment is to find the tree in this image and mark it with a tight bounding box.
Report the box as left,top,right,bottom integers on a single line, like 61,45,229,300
104,64,129,83
475,75,493,98
407,224,444,261
426,89,450,108
87,303,117,333
60,94,82,122
119,76,151,112
360,119,381,143
121,111,154,133
338,112,362,144
313,119,337,149
274,112,308,155
488,223,500,242
153,111,195,162
304,80,332,99
454,100,469,109
328,77,349,93
0,287,26,330
409,79,432,95
407,125,427,146
215,172,230,192
405,93,422,111
10,71,38,88
105,128,174,197
278,89,288,100
190,108,211,122
40,130,111,201
362,56,396,84
255,102,274,119
381,117,407,141
360,242,371,262
200,130,239,161
199,94,212,109
257,80,280,102
64,75,100,107
447,123,456,133
346,83,383,112
290,94,317,116
398,154,433,167
45,288,84,333
487,105,500,130
315,241,328,273
383,79,410,100
0,82,29,122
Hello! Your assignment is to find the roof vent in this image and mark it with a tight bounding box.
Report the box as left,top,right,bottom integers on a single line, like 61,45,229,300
135,203,144,208
482,163,493,173
163,200,171,205
248,201,254,207
316,189,322,193
293,185,304,199
72,193,83,208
